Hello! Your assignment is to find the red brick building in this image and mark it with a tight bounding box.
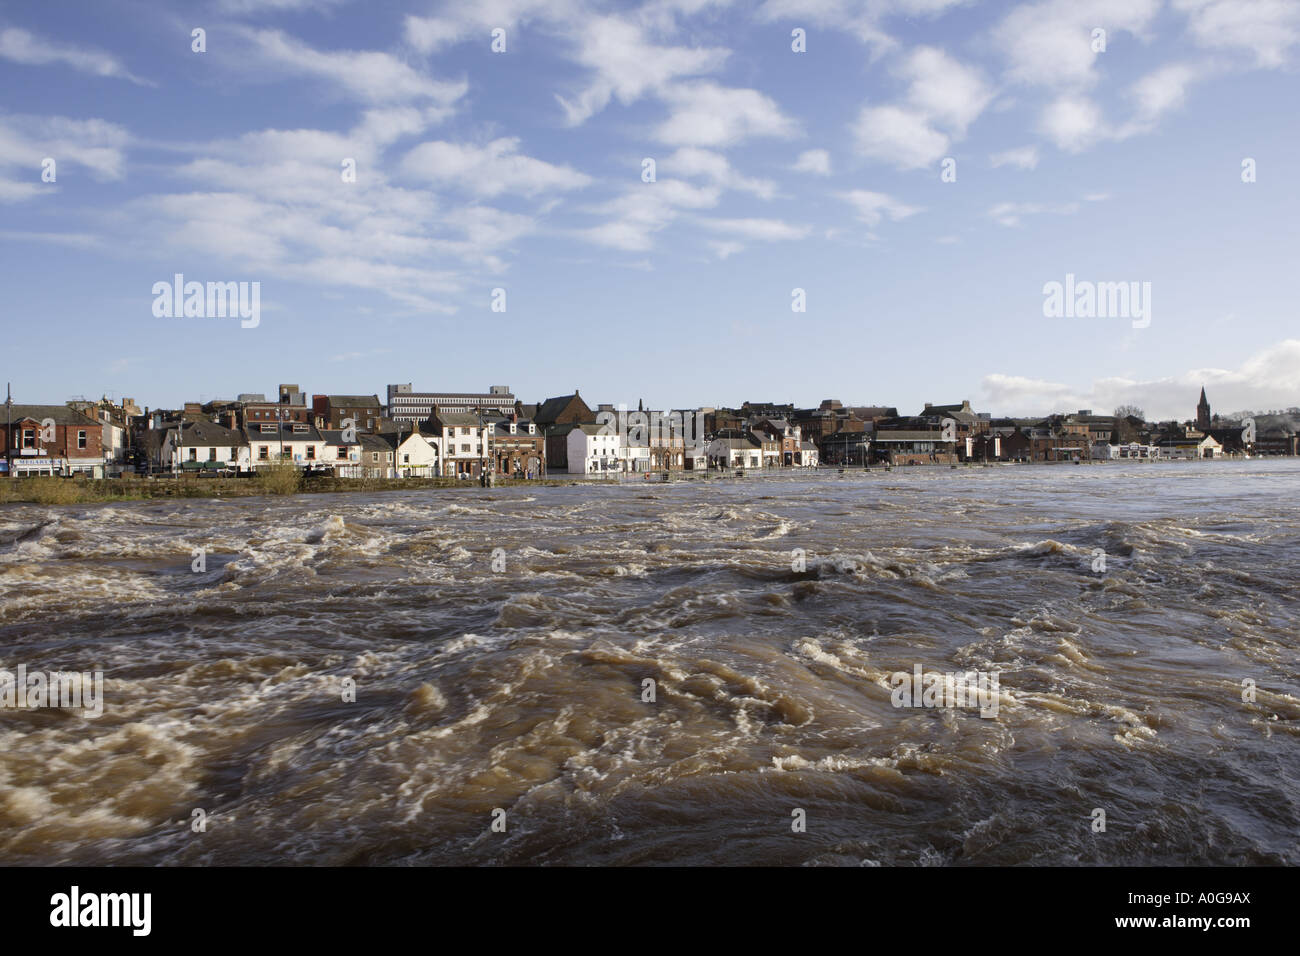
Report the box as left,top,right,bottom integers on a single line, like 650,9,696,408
2,404,105,476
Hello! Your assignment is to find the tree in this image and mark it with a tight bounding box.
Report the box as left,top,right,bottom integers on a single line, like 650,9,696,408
1113,404,1145,420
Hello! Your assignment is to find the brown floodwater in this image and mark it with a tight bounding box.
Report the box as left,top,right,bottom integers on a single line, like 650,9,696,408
1,460,1297,864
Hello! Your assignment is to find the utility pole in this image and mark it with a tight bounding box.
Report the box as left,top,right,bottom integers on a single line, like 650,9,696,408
4,383,11,479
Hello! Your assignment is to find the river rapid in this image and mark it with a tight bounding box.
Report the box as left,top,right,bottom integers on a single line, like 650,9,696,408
1,460,1297,865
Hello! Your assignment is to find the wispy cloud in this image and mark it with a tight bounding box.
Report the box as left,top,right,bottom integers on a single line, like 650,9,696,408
0,27,151,85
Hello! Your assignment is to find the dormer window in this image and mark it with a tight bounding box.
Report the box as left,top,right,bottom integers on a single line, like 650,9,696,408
292,424,308,434
260,423,276,434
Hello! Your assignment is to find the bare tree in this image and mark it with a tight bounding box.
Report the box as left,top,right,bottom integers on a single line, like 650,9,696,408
1113,404,1145,421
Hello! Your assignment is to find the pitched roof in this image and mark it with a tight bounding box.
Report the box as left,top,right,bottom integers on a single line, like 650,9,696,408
243,423,323,441
428,411,481,427
871,430,946,441
175,421,243,447
319,429,360,446
3,404,100,426
533,392,592,424
326,394,381,407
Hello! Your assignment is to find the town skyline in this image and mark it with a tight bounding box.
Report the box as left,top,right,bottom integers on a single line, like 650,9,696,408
16,372,1300,426
2,1,1299,419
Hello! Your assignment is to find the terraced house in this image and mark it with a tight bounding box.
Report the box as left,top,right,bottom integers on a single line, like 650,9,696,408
1,403,105,477
313,394,383,432
161,421,247,474
245,421,326,469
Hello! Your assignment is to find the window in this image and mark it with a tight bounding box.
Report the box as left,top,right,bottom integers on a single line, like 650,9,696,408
209,448,217,461
403,454,410,463
77,430,88,449
372,452,379,463
337,446,348,459
306,446,315,460
189,448,198,461
292,424,308,434
259,446,269,460
22,428,34,448
260,423,276,433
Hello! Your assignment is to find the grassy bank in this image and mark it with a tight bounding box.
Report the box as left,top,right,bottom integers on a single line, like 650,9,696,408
0,472,575,505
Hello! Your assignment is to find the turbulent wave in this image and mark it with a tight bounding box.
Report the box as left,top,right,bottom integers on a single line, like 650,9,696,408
1,461,1297,865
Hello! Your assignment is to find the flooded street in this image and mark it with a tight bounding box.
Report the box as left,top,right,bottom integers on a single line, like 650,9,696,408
2,460,1297,865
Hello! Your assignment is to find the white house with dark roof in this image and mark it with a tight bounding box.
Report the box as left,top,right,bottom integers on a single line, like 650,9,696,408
395,430,440,477
162,421,248,474
564,423,622,474
244,422,326,469
320,429,364,476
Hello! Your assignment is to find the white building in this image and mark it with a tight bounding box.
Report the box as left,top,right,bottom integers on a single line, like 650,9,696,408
245,422,327,469
706,436,761,469
387,384,515,423
321,430,364,476
428,412,487,477
1091,441,1158,460
1162,434,1222,459
566,423,622,474
396,431,440,477
163,421,249,474
619,440,652,473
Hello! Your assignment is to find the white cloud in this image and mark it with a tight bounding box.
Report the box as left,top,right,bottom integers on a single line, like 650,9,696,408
555,14,729,125
757,0,974,56
851,104,949,169
1173,0,1300,68
839,189,921,226
898,46,993,134
987,200,1079,227
1128,63,1199,123
990,145,1039,169
993,0,1161,90
0,182,45,202
578,178,720,251
122,110,579,313
981,339,1300,419
665,147,776,198
656,82,798,147
219,0,353,10
1039,94,1104,151
850,47,990,169
792,148,832,175
0,114,130,200
243,29,467,107
0,27,150,84
404,0,570,53
698,217,812,241
400,138,591,197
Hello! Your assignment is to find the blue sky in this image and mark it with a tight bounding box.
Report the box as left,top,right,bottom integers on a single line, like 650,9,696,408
1,0,1297,420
